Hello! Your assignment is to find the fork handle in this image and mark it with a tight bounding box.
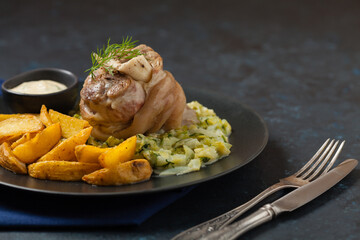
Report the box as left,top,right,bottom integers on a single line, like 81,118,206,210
171,182,287,240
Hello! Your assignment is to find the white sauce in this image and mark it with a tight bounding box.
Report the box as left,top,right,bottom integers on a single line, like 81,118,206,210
10,80,67,95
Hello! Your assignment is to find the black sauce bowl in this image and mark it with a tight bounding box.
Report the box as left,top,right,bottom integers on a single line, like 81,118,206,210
1,68,79,114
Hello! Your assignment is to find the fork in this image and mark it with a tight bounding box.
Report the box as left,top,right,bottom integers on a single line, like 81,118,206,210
172,138,345,240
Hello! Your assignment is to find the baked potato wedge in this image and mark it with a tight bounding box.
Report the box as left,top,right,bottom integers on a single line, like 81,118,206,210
12,123,62,164
0,115,43,144
49,109,90,138
28,161,101,181
38,127,92,162
75,144,109,163
0,114,30,122
98,135,137,168
82,159,152,185
0,142,27,174
10,132,36,149
39,105,53,127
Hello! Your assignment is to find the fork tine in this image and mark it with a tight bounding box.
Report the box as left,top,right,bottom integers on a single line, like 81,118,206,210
306,140,340,181
301,139,335,177
319,140,345,177
300,139,335,179
294,138,330,177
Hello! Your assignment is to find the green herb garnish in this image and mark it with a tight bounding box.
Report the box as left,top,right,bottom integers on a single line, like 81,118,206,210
85,36,142,79
200,157,210,163
163,159,175,168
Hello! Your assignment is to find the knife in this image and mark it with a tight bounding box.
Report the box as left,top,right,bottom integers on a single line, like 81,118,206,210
198,158,358,240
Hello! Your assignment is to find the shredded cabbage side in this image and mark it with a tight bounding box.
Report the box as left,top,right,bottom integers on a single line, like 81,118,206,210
87,101,232,176
135,101,232,176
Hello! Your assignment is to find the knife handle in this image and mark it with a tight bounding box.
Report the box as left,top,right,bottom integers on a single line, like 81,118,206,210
171,183,286,240
200,204,276,240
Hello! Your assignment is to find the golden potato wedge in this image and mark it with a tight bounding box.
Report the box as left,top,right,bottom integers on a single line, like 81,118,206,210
0,115,44,144
12,123,62,164
0,142,27,174
39,105,53,127
75,144,110,163
82,159,152,185
0,114,40,122
10,132,36,149
49,109,90,138
98,135,137,168
38,127,92,162
28,161,101,181
0,114,26,122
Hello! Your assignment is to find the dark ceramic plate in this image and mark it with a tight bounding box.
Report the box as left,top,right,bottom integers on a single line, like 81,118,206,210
0,88,268,196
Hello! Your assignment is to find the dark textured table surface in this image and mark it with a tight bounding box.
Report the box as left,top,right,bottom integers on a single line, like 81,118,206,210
1,0,359,239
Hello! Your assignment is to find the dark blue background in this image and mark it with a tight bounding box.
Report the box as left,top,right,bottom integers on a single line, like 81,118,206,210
1,0,359,239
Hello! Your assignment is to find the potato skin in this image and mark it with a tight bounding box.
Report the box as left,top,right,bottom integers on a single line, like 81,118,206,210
82,159,152,185
12,123,62,164
28,161,101,181
38,127,92,162
39,105,53,127
10,132,35,149
0,142,27,174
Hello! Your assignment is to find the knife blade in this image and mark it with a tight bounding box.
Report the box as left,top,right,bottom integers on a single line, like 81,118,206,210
200,158,358,240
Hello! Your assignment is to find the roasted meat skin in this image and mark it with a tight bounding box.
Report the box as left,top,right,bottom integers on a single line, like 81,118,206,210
80,44,197,141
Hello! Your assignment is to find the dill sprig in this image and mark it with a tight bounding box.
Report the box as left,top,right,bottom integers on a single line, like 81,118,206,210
85,36,142,79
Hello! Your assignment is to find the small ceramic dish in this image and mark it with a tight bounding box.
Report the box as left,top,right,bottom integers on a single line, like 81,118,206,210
1,68,79,113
